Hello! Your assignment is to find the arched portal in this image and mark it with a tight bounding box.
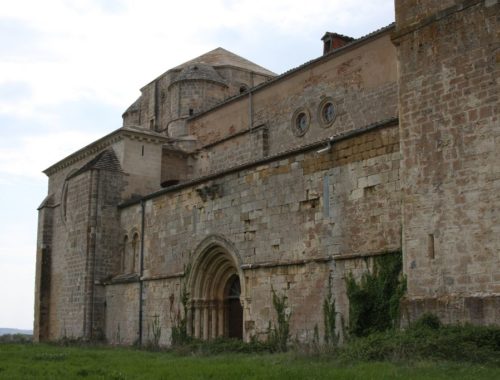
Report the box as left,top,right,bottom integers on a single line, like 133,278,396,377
188,236,244,340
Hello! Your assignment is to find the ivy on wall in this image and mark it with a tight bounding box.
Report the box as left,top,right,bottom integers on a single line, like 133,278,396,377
346,252,406,337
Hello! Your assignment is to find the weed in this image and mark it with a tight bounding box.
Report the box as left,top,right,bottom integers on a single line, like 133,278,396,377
147,314,162,350
115,323,122,345
323,273,338,347
268,287,291,352
170,284,191,346
171,265,192,346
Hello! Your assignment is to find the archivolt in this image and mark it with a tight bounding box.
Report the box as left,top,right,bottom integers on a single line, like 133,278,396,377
188,234,245,300
187,234,245,340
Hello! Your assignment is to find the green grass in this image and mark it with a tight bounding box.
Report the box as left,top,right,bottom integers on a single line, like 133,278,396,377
1,343,499,380
337,321,500,365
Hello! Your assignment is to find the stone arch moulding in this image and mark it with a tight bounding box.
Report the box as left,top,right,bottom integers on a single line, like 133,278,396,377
122,227,140,274
187,234,246,340
60,167,79,227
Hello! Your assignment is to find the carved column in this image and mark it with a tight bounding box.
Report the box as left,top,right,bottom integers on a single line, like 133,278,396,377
202,301,209,340
217,301,224,337
210,301,218,339
193,300,201,339
186,302,193,337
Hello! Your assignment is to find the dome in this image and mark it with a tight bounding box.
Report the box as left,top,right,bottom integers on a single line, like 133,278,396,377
169,63,227,88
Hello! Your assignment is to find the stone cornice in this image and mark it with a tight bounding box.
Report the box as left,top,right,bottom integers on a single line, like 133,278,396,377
43,127,171,177
119,117,399,208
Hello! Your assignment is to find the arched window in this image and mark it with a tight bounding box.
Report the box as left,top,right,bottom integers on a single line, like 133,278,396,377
122,232,140,274
131,233,140,273
122,235,129,273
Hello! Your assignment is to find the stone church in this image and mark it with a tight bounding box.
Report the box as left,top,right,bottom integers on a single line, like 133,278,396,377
34,0,499,344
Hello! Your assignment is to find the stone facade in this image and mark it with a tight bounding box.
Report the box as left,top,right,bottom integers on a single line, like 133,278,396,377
394,0,500,324
34,0,499,344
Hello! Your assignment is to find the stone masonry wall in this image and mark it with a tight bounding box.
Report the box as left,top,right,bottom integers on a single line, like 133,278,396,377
188,31,398,177
119,138,163,198
47,171,92,339
195,126,268,176
105,283,140,345
395,0,500,324
136,66,270,133
37,147,129,340
216,67,270,94
110,124,401,343
92,169,128,337
161,150,190,184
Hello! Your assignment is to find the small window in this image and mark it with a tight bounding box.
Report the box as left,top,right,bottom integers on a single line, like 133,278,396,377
318,98,337,127
291,107,310,137
189,108,194,116
239,85,248,94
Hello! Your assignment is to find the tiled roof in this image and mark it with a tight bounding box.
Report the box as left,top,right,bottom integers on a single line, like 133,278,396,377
172,47,276,77
67,149,122,179
190,23,396,120
123,97,141,115
37,193,55,210
321,32,355,41
43,126,172,176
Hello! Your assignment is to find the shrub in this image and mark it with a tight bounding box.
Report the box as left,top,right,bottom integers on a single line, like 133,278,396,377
345,252,406,337
413,313,442,330
337,318,500,365
170,337,273,356
0,334,32,344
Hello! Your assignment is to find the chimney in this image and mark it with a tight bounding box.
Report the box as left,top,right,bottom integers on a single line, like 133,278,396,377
321,32,355,55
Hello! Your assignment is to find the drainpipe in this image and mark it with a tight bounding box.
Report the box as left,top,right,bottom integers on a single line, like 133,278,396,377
138,200,146,345
248,73,254,130
153,80,159,131
248,90,253,130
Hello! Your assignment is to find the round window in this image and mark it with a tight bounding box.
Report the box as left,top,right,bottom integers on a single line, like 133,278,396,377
318,98,337,127
291,108,310,136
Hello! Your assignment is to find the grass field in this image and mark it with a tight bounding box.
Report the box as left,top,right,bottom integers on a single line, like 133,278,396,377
1,343,499,380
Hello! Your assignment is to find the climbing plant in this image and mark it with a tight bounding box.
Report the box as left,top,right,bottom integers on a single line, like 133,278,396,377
171,264,191,346
268,287,292,352
323,274,338,347
148,314,162,350
345,252,406,337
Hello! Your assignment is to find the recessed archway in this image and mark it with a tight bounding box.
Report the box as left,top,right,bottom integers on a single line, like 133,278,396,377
188,235,244,340
225,274,243,339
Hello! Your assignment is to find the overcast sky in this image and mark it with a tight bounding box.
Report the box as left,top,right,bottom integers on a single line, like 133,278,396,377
0,0,395,330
